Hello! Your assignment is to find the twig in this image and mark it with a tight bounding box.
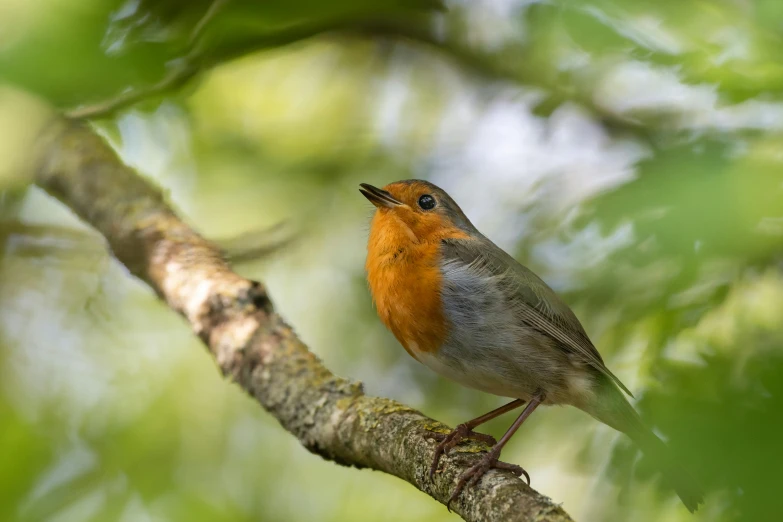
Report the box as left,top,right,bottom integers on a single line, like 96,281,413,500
188,0,231,48
65,17,364,120
65,61,199,120
216,221,299,264
342,19,654,138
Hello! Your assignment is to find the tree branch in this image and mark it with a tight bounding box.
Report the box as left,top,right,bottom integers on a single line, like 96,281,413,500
65,17,366,120
31,118,574,521
65,12,649,143
341,19,658,143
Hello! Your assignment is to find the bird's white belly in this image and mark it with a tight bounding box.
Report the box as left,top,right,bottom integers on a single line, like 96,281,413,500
411,342,533,399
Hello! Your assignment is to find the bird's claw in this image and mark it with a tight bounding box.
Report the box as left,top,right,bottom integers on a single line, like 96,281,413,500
445,450,529,511
425,424,497,480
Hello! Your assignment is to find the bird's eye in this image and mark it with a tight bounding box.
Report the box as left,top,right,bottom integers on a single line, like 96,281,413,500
418,194,436,210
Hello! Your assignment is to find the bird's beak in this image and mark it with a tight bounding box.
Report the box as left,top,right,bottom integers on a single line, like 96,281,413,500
359,183,403,208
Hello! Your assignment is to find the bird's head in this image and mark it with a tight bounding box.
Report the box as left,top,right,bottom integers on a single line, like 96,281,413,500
359,180,474,243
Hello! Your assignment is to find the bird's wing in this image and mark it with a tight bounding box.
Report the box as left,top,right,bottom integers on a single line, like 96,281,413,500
440,237,633,397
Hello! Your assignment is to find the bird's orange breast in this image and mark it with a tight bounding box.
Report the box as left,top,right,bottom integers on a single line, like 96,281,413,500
365,211,468,360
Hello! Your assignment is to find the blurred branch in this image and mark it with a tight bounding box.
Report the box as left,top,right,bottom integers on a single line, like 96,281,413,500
215,221,299,264
65,58,196,120
343,19,657,142
188,0,231,47
66,11,650,143
0,222,104,255
65,17,364,120
0,218,293,264
31,116,574,521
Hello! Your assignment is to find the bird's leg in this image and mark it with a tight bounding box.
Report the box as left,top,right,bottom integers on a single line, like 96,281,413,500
426,399,526,480
446,392,545,510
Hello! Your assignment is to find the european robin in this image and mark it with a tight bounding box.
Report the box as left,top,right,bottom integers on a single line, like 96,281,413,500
360,179,704,512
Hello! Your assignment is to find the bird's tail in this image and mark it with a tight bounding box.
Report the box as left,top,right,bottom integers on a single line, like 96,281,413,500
589,383,705,513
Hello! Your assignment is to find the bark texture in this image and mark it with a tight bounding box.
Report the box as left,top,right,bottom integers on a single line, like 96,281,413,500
32,119,575,522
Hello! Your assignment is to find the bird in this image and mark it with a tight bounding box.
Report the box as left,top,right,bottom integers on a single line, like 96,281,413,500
359,179,704,512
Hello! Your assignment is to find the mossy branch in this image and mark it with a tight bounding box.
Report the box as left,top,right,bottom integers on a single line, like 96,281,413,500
30,117,575,522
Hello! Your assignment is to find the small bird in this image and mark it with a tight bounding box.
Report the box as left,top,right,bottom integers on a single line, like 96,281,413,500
360,179,704,512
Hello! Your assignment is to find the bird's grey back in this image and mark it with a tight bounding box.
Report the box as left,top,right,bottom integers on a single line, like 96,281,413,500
438,236,633,398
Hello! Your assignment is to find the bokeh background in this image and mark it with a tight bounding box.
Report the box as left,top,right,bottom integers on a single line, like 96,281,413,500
2,0,782,521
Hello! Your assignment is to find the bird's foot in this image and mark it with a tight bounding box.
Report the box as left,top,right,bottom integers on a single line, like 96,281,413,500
426,424,497,480
446,448,529,511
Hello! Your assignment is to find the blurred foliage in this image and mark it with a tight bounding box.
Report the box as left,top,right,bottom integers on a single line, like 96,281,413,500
3,0,783,521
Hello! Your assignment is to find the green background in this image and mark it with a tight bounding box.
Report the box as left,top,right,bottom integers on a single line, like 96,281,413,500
2,0,782,520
